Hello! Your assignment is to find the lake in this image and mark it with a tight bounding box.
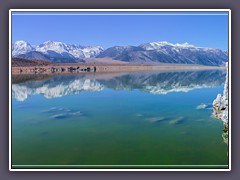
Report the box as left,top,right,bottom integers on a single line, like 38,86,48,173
11,70,228,169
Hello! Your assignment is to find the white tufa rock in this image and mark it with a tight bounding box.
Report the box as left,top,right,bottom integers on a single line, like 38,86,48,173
212,62,228,124
212,62,228,145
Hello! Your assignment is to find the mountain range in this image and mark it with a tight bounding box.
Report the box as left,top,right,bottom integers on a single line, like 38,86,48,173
12,40,228,66
12,40,103,63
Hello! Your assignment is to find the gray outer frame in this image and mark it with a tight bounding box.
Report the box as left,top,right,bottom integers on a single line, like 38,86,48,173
0,0,239,179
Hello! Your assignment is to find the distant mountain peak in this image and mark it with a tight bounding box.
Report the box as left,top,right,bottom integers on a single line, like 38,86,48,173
152,41,173,45
12,40,35,57
14,40,28,44
175,42,194,47
97,41,228,66
12,40,228,66
13,40,32,47
143,41,197,48
41,40,66,45
12,40,104,62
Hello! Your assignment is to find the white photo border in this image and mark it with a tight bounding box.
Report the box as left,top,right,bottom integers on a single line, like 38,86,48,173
9,9,231,171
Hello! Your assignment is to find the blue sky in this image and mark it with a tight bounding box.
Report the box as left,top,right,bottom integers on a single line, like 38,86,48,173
12,11,229,50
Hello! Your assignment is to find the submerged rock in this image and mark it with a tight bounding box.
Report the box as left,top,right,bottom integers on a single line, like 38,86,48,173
169,116,185,125
50,113,67,119
145,116,166,123
50,111,84,120
196,103,212,109
212,63,228,145
44,107,84,120
43,107,71,114
135,113,144,117
145,116,185,125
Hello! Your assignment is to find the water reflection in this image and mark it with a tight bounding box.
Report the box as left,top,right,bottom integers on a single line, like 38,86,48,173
12,70,226,101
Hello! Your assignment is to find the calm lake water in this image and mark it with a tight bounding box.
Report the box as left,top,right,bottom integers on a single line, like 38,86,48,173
11,70,228,169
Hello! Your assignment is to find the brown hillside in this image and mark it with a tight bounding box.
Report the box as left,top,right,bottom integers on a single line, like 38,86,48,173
12,58,55,67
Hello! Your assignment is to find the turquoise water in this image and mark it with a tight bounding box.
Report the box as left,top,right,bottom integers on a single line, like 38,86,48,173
11,70,228,169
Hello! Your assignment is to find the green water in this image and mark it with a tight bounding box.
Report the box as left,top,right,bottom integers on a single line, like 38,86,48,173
11,70,228,169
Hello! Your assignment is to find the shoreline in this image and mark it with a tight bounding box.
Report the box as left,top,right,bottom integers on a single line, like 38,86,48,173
12,63,225,75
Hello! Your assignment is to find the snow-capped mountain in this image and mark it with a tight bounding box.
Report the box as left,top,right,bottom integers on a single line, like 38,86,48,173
12,40,35,57
12,40,228,66
12,40,104,63
97,41,228,66
139,41,195,50
35,41,103,58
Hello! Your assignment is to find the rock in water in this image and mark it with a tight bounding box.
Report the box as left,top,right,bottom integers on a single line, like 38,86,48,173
196,103,212,109
145,116,166,123
51,113,68,119
196,104,208,109
169,116,185,125
212,62,228,145
136,113,144,117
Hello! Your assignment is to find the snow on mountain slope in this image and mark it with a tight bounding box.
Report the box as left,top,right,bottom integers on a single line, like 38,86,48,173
35,41,103,58
12,40,228,66
12,40,35,57
139,41,195,50
12,40,104,60
97,41,228,66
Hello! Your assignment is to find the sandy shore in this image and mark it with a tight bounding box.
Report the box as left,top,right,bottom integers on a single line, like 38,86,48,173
12,63,225,75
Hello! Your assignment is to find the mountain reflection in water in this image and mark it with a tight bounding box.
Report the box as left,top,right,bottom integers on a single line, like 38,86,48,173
12,70,226,101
